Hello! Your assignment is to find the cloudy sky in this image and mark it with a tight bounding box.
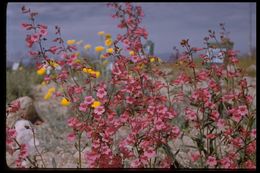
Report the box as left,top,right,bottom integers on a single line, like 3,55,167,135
7,2,256,61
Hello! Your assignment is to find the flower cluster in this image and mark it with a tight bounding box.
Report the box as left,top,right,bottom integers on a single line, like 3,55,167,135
15,3,256,169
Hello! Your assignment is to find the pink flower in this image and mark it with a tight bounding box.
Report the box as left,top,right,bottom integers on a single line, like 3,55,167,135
206,133,216,139
147,105,155,115
244,160,256,169
74,86,84,94
251,129,256,138
232,113,243,122
120,112,129,123
205,101,216,109
7,100,20,113
191,151,200,162
219,157,232,168
185,108,197,121
197,70,209,81
217,119,225,130
97,88,107,99
126,96,135,104
230,57,239,64
79,102,88,112
67,132,76,142
67,117,79,128
39,28,48,36
85,151,100,166
160,157,172,168
84,96,94,105
210,110,219,121
134,27,148,39
206,156,217,167
246,141,256,154
48,46,59,54
229,108,244,123
209,80,220,92
171,126,180,138
246,95,253,104
130,159,142,168
19,144,28,159
102,146,112,155
21,23,32,30
239,79,247,88
7,128,17,139
31,34,39,42
157,105,167,114
131,55,140,63
231,137,243,148
38,24,47,30
94,106,105,115
238,105,248,116
143,147,156,159
154,118,166,131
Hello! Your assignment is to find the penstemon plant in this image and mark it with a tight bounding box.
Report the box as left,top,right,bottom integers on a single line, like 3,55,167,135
6,2,255,169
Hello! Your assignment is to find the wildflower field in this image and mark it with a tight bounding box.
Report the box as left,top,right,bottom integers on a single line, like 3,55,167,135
6,3,256,169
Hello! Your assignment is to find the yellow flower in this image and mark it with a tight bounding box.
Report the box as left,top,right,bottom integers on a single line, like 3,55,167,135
37,67,46,75
60,97,70,106
44,92,52,100
84,44,91,50
95,46,105,52
106,48,114,54
67,40,76,45
82,68,93,74
48,87,56,93
94,71,101,78
105,34,111,40
129,51,135,56
91,101,101,108
49,60,59,68
82,68,100,78
150,57,155,63
98,31,105,36
105,39,113,47
44,87,55,100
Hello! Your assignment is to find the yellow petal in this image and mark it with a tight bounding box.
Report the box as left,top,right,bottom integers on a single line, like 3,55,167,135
67,40,76,45
37,67,46,75
98,31,105,36
60,97,70,106
129,51,135,56
105,39,113,47
150,57,155,63
106,48,114,54
91,101,101,108
95,46,105,52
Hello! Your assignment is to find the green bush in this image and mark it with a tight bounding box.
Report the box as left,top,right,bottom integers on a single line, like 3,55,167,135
6,67,42,104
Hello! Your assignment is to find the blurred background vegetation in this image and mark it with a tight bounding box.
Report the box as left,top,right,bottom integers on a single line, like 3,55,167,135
6,66,43,104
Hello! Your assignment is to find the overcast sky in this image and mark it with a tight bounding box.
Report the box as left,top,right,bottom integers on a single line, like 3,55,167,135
7,2,256,61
